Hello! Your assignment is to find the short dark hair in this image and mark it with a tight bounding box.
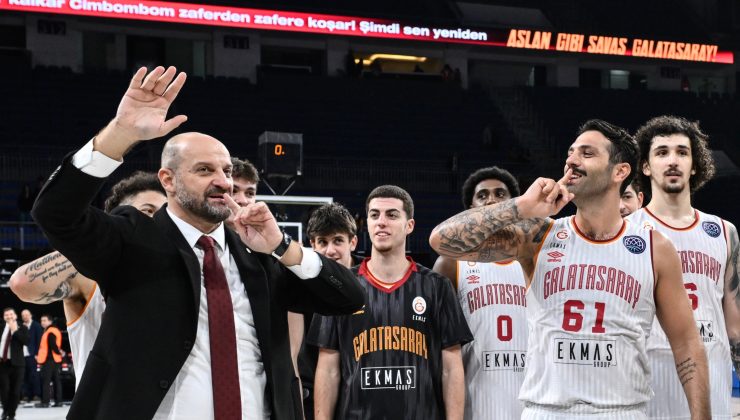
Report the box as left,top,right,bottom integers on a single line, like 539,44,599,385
461,166,520,208
40,314,52,321
634,115,715,194
365,185,414,219
104,171,166,213
306,203,357,240
2,308,15,315
626,179,641,194
577,119,638,194
231,157,260,184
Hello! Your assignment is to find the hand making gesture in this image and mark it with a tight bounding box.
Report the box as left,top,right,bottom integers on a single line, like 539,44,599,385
95,66,188,159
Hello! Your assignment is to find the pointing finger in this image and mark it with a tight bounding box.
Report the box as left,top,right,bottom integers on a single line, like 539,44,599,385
558,167,573,185
224,193,241,215
545,180,561,203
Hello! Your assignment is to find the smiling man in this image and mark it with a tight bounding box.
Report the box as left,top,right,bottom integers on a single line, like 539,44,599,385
30,66,364,420
430,120,710,419
308,185,472,420
627,115,740,420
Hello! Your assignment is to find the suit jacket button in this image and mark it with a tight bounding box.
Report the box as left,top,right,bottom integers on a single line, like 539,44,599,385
183,340,192,350
159,380,169,389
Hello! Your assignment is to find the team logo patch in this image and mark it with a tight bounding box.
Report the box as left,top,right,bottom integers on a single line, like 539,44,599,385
466,275,480,284
702,221,721,238
466,261,477,267
555,230,569,240
412,297,427,315
547,251,564,262
622,235,646,254
641,221,654,231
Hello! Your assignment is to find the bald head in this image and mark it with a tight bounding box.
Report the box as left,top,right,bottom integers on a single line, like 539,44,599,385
161,132,229,171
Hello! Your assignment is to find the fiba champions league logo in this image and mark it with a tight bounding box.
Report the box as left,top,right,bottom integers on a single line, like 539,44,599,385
702,221,721,238
622,235,646,254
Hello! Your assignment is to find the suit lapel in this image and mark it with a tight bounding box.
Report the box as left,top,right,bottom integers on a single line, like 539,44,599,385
154,207,201,312
224,229,272,357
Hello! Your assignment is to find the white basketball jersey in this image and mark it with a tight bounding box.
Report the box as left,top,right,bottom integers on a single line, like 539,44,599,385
521,216,656,414
457,260,527,420
628,208,731,419
67,283,105,388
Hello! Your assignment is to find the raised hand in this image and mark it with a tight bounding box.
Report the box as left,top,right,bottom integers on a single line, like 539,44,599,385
224,194,283,253
516,168,575,219
114,66,188,141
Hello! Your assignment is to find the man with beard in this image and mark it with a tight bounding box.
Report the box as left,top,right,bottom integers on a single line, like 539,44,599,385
430,120,710,419
31,66,364,420
627,116,739,420
433,166,528,420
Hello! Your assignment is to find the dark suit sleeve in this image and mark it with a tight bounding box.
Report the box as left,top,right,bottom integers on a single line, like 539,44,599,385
31,156,132,287
261,252,365,316
12,325,29,346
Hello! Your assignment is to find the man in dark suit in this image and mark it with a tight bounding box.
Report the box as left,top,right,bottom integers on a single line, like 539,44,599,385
20,309,42,402
31,66,365,420
0,308,29,420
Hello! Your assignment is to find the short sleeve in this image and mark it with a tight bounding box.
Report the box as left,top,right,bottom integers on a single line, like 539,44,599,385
306,313,341,350
436,276,474,349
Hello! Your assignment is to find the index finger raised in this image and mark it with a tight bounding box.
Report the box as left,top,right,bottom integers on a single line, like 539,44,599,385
224,193,241,215
558,167,573,185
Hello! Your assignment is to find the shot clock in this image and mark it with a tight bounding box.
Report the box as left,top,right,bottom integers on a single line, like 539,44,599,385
258,131,303,178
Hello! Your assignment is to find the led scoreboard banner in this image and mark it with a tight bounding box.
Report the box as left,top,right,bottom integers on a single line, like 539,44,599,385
1,0,733,64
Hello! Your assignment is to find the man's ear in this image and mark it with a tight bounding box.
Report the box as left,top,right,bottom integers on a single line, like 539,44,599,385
613,162,631,184
642,160,651,177
159,168,176,194
405,218,415,235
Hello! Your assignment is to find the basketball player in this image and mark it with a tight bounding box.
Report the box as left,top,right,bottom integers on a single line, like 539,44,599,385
627,115,739,419
433,166,528,420
308,185,473,420
9,172,166,387
430,120,710,419
620,181,644,217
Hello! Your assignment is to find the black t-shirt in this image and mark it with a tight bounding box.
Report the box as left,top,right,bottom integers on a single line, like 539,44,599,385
307,257,473,420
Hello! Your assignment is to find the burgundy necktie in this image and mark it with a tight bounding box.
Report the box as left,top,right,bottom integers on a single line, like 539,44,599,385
2,328,10,361
197,235,242,420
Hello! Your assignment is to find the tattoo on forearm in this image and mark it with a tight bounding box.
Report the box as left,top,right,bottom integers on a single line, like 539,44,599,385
435,200,520,254
24,252,78,284
728,227,740,306
434,199,548,261
676,357,697,386
33,279,73,304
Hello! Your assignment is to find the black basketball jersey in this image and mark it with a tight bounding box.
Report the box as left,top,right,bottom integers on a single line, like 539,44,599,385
307,257,473,420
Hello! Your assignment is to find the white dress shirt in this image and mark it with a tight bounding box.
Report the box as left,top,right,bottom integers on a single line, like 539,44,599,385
0,325,14,360
72,139,324,419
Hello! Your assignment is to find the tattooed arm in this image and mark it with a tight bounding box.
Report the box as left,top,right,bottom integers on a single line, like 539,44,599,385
9,251,96,322
653,231,710,419
722,221,740,378
430,172,573,270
